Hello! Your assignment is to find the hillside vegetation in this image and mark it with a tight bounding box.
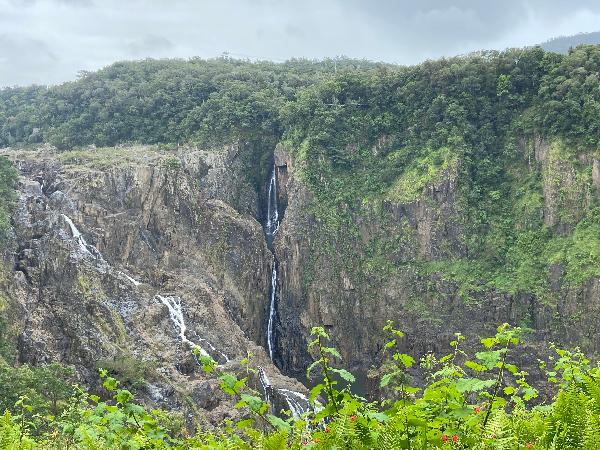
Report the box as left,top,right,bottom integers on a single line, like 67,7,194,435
3,46,600,304
3,45,600,448
0,324,599,449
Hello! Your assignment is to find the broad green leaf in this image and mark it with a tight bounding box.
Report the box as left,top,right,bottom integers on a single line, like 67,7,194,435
267,414,291,431
397,354,415,368
503,386,517,395
380,371,397,388
322,347,342,359
407,417,427,427
236,419,254,429
240,394,265,414
116,389,133,404
475,350,502,369
331,368,355,383
481,337,496,348
464,360,487,372
454,378,496,393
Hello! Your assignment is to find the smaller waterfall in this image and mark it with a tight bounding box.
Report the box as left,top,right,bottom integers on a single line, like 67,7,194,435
61,214,105,262
62,215,146,289
155,295,210,358
120,272,141,287
258,367,273,408
258,366,313,420
278,389,310,420
189,329,230,363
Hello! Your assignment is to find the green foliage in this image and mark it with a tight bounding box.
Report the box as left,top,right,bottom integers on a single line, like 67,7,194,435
0,317,15,363
0,361,74,420
4,47,600,302
546,207,600,284
0,57,379,150
0,156,17,241
387,146,459,203
97,355,157,389
0,323,598,448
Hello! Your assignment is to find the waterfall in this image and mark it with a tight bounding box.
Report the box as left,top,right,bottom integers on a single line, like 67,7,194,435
258,366,312,420
155,294,230,365
258,367,272,407
155,294,210,358
267,256,277,360
264,165,280,361
62,214,145,289
278,389,310,420
61,214,106,262
120,272,141,287
259,166,316,420
266,166,279,244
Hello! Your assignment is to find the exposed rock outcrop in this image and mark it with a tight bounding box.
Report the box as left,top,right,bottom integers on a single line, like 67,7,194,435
1,145,306,421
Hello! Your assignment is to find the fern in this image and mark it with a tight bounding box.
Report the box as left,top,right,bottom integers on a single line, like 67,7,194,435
375,416,405,450
480,410,516,450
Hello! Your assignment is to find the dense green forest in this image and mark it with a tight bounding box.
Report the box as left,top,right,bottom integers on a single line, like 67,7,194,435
3,46,600,448
3,46,600,302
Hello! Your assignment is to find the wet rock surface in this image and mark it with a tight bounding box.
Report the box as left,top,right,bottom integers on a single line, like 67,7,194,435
2,138,600,413
1,146,306,421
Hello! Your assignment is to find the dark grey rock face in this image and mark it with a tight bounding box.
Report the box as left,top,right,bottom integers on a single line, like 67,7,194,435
2,146,305,421
3,137,600,412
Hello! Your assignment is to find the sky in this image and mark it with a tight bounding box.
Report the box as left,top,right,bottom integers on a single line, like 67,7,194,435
2,0,600,87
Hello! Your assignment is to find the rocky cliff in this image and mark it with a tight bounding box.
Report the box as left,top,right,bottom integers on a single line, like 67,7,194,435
3,133,600,412
0,145,307,422
270,136,600,385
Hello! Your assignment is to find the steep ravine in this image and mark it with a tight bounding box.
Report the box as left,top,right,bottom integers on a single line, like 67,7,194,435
3,136,600,412
1,145,308,421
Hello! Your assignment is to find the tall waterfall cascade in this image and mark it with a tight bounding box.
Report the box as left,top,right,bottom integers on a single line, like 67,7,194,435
260,166,314,418
264,165,280,361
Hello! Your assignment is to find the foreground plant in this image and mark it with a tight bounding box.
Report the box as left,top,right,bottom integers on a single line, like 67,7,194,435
0,322,598,449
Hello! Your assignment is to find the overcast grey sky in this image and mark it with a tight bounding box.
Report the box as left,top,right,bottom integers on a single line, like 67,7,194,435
2,0,600,87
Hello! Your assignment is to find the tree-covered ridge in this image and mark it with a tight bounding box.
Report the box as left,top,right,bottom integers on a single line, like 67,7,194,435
541,31,600,54
276,45,600,302
3,46,600,301
0,57,380,149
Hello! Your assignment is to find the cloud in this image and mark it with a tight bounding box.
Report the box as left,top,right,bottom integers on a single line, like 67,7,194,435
0,34,60,86
1,0,600,86
125,35,174,56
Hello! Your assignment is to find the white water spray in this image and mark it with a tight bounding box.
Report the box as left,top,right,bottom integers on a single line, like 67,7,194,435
155,295,210,358
258,366,314,420
264,165,280,361
61,214,105,262
266,166,279,238
267,256,277,360
120,272,141,287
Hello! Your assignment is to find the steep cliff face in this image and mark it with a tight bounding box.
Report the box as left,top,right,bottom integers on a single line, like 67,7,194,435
3,134,600,406
272,137,600,380
1,145,305,420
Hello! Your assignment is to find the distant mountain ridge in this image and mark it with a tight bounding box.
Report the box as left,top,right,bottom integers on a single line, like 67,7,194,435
541,30,600,53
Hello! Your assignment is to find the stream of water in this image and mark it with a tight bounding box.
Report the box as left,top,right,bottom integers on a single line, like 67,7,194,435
264,165,280,361
155,294,230,364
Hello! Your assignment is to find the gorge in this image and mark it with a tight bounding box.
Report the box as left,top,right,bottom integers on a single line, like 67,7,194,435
2,46,600,440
